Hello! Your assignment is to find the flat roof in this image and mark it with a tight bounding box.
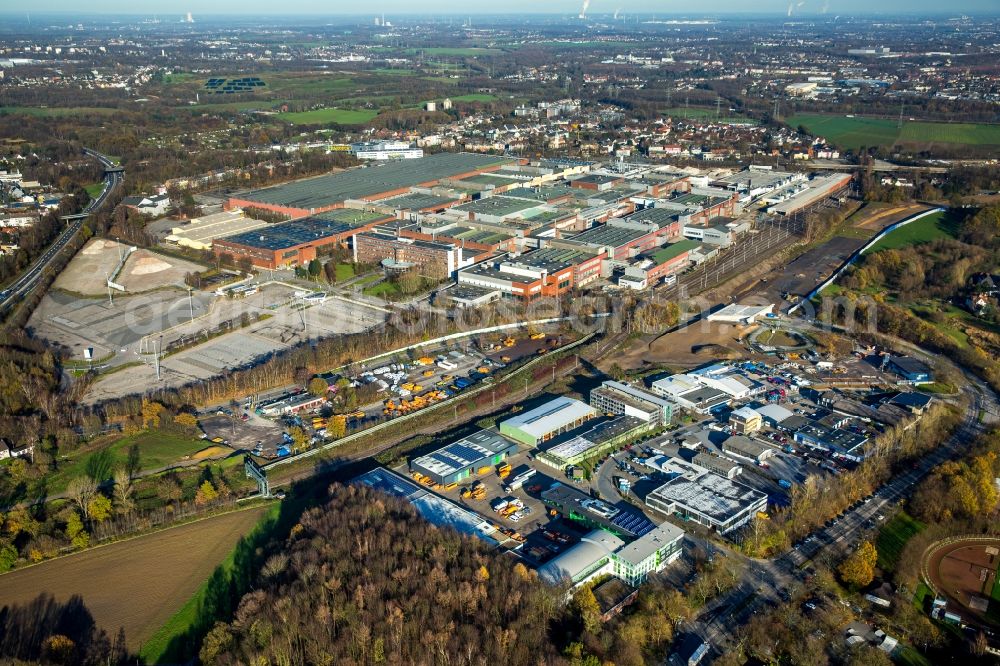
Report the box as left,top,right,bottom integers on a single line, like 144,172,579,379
626,207,681,229
381,193,459,211
168,211,268,243
411,429,515,478
566,223,648,249
722,435,772,457
505,185,574,202
649,239,699,264
219,216,354,251
614,521,684,567
353,468,500,546
706,303,774,321
313,208,389,227
545,416,645,461
233,153,513,210
501,397,596,439
599,381,673,409
453,196,540,218
648,473,767,522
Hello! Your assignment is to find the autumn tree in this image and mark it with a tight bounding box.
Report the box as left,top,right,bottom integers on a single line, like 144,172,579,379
66,476,98,524
64,511,90,550
307,377,328,397
88,493,113,523
194,480,219,506
113,466,135,516
839,540,878,588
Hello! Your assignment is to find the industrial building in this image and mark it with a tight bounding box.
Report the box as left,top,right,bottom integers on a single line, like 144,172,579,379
353,468,502,546
691,452,742,479
499,396,597,446
721,435,776,464
765,173,852,216
620,239,699,288
589,380,674,426
729,406,763,434
349,140,423,160
353,231,478,277
705,303,774,324
542,481,657,538
457,247,605,301
166,210,267,251
212,216,377,269
537,521,684,588
225,153,516,218
409,429,518,486
645,469,768,534
886,356,932,383
536,416,650,470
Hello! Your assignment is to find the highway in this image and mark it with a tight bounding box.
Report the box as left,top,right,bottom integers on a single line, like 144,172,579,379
682,376,999,662
0,148,123,310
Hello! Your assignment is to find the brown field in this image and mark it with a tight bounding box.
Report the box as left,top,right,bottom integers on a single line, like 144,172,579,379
53,238,131,295
118,249,204,291
0,506,266,650
925,537,1000,626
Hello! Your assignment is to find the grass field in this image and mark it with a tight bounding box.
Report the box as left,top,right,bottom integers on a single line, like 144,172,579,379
84,183,105,199
332,262,356,281
865,211,961,253
363,280,401,298
789,113,1000,150
876,511,925,572
0,506,267,653
407,47,503,56
449,93,497,102
0,106,119,117
46,430,211,492
279,107,380,125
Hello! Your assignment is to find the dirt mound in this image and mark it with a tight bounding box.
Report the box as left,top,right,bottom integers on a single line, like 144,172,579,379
129,256,173,275
692,343,742,359
81,239,110,255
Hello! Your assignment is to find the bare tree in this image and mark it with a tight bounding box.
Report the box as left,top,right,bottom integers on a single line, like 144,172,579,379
113,466,135,516
66,476,98,523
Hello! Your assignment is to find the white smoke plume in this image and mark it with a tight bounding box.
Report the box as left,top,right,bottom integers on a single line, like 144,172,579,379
580,0,591,18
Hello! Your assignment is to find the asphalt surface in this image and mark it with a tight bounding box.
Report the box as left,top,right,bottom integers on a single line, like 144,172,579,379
0,148,122,310
683,376,999,662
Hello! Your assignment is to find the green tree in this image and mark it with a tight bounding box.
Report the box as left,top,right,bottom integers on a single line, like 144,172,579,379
573,587,602,634
308,259,321,279
308,377,328,397
195,480,219,506
0,541,17,572
87,494,113,523
65,511,90,550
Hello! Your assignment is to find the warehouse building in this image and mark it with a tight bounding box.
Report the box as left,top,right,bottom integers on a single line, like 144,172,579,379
590,380,673,426
548,217,675,261
457,247,605,301
691,452,742,479
541,481,657,538
536,416,650,470
500,396,597,446
645,470,768,534
705,303,774,324
212,216,372,269
721,435,776,464
409,429,518,486
538,521,684,588
620,239,699,289
166,210,267,251
353,468,502,546
226,153,516,218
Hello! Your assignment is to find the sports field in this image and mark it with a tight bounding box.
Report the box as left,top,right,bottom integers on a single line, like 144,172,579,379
789,113,1000,151
865,210,960,253
923,537,1000,626
0,507,267,651
449,93,498,102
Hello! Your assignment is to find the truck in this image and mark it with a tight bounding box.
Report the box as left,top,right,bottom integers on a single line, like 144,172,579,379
778,479,793,490
503,466,536,493
453,377,473,390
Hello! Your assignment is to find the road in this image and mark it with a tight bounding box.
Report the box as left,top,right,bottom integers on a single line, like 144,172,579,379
685,376,999,662
0,148,122,310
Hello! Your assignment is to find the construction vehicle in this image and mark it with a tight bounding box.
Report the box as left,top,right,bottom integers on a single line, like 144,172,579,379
503,337,516,347
416,357,434,365
530,332,546,340
500,356,511,364
444,482,457,490
350,411,365,419
422,369,435,377
460,487,472,499
477,366,491,374
497,462,512,478
477,465,492,476
412,472,425,482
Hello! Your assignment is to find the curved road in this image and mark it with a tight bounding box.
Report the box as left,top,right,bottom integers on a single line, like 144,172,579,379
0,148,123,310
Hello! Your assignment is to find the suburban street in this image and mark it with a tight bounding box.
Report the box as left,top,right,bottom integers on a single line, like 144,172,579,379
0,148,122,310
684,376,999,661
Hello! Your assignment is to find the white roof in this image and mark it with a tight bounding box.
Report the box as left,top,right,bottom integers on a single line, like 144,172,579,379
614,521,684,567
731,406,760,421
537,529,625,585
755,404,794,423
501,396,596,439
706,303,773,323
652,374,701,398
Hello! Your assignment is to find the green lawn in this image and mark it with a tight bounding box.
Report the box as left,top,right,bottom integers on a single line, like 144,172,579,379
84,183,105,199
279,108,379,125
865,211,960,253
876,511,926,572
47,430,210,491
789,113,1000,150
332,262,356,281
363,281,400,298
449,93,497,102
407,47,504,56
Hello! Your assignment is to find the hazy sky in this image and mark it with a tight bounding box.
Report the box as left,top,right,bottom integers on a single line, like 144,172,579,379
11,0,1000,15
